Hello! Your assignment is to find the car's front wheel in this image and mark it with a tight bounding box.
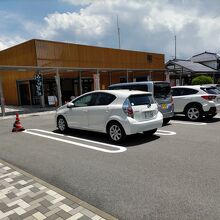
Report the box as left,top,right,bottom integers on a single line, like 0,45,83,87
107,121,126,143
57,116,68,132
185,105,202,121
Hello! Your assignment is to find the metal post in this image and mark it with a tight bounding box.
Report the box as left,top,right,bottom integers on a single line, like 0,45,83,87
174,35,177,60
149,71,152,80
56,68,62,107
0,78,5,116
40,73,45,108
180,67,183,85
79,71,82,95
117,15,121,49
109,71,112,85
126,70,129,82
96,69,100,90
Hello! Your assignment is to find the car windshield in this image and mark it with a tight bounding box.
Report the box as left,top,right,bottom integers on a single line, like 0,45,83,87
154,83,171,98
128,94,154,106
201,87,220,95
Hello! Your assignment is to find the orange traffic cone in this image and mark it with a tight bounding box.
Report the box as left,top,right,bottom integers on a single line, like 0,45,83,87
12,113,25,132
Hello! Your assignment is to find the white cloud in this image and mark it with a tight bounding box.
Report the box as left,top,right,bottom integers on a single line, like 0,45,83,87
0,36,26,51
60,0,94,6
41,11,111,41
35,0,220,59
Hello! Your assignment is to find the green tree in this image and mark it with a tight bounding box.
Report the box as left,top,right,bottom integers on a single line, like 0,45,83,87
192,75,213,85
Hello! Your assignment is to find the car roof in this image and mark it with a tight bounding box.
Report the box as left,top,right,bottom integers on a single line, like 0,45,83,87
172,85,218,89
171,85,201,89
89,89,152,97
109,81,169,87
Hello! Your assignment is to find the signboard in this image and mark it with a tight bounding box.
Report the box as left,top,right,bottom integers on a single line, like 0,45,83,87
48,96,57,106
34,74,43,96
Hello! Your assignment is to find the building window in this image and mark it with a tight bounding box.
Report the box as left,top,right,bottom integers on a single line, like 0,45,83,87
147,55,152,63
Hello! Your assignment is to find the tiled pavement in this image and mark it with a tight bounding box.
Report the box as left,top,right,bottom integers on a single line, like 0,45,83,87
0,160,117,220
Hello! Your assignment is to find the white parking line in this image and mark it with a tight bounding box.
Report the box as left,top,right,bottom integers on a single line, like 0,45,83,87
156,130,176,135
24,129,127,154
171,120,207,126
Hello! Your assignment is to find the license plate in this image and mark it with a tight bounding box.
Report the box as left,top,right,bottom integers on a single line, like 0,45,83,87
161,103,167,109
144,111,154,118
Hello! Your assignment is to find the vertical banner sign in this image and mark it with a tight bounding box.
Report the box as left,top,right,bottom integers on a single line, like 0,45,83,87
34,74,43,96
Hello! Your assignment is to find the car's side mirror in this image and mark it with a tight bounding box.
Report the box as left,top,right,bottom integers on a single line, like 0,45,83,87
67,102,74,108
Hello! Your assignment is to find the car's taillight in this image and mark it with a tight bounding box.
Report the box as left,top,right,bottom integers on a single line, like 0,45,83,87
123,99,134,118
201,95,216,101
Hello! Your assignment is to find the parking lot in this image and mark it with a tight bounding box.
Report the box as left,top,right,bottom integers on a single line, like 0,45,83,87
0,113,220,220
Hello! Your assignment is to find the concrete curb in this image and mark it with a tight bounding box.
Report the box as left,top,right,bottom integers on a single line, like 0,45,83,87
0,159,118,220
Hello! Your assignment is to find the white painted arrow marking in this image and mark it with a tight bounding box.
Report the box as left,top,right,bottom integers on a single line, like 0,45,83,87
156,130,176,136
171,121,207,126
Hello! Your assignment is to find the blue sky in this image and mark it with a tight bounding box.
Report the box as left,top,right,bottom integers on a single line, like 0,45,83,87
0,0,220,60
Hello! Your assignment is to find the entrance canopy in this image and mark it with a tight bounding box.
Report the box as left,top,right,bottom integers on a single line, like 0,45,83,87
166,59,217,75
0,65,165,116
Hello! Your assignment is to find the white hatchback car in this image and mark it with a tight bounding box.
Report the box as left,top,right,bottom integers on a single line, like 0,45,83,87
171,85,220,121
55,90,163,143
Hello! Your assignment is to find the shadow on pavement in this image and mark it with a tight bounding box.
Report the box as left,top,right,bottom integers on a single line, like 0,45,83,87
53,129,160,147
172,115,220,123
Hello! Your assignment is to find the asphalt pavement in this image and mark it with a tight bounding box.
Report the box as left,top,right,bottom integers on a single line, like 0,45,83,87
0,112,220,219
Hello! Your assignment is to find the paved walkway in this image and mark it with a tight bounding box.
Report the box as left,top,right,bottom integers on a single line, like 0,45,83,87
0,106,56,118
0,160,117,220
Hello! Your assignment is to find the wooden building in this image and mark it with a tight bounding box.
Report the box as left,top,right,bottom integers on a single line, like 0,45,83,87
0,39,165,106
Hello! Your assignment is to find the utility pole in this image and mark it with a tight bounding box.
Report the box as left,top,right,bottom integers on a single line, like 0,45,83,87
174,35,177,60
117,15,121,49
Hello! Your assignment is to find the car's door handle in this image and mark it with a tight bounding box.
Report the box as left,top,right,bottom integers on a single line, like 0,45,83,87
83,110,88,112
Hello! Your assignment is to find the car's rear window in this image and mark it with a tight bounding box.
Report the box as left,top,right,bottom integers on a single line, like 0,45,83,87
201,87,220,95
128,94,154,106
154,83,171,98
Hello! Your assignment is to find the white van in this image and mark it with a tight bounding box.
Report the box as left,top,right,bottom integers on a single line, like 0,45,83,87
108,81,174,124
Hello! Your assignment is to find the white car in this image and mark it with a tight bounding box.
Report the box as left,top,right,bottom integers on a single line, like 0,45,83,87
171,85,220,121
55,90,163,143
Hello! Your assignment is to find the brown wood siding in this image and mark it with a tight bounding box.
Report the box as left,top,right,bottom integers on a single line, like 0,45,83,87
0,39,165,105
1,71,35,105
35,40,164,70
0,40,37,105
0,40,37,66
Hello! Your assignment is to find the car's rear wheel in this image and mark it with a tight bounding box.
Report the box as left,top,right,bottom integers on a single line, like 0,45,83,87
57,116,68,132
107,121,126,143
185,105,202,121
143,129,157,135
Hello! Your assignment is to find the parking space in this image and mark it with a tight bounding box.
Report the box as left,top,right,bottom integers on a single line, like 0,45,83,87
1,113,220,220
24,129,128,154
23,128,176,154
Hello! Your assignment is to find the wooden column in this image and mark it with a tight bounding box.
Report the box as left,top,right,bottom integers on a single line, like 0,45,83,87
0,78,5,116
56,68,62,107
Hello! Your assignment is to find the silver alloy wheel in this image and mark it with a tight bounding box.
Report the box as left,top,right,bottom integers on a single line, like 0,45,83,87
58,117,66,132
187,107,200,120
109,124,122,141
